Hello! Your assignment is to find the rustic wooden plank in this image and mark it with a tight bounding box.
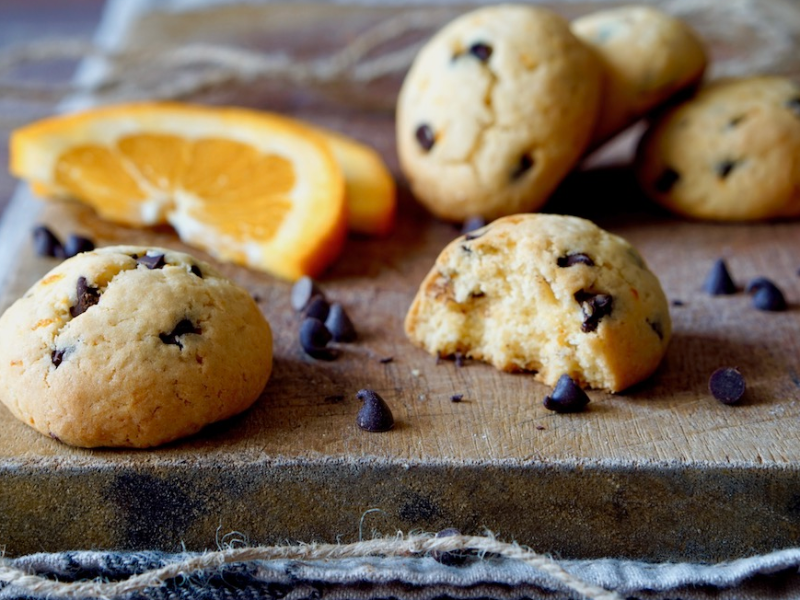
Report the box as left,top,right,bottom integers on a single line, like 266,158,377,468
1,0,800,561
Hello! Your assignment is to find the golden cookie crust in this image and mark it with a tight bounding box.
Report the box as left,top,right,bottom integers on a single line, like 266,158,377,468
0,246,272,448
405,214,671,392
635,76,800,221
396,5,602,222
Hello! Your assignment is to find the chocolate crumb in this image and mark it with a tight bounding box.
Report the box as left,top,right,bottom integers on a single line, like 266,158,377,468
32,225,63,258
536,425,546,431
709,367,746,405
291,276,324,312
543,374,590,413
716,159,738,179
69,277,100,318
574,290,613,333
325,302,357,342
299,317,337,360
62,234,94,258
136,253,166,270
450,394,464,403
671,299,685,307
454,352,465,368
746,278,787,311
356,389,395,432
159,319,201,349
654,167,680,193
510,154,534,181
379,356,394,364
432,528,469,566
704,259,737,295
557,253,595,268
415,124,435,152
304,295,330,322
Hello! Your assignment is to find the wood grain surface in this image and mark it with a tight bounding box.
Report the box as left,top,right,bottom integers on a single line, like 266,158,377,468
1,0,800,561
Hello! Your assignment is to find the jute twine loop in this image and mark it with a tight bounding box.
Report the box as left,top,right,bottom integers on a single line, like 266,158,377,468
0,534,622,600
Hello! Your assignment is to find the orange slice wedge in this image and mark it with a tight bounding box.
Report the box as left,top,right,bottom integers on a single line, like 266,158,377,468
11,102,347,280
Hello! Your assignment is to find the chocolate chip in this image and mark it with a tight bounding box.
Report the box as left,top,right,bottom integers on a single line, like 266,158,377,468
557,253,595,268
511,154,534,181
454,352,465,368
704,259,737,295
468,42,493,62
671,299,685,307
51,348,68,368
461,216,486,236
32,225,63,258
654,167,680,193
304,295,330,321
356,389,394,432
190,265,203,278
574,291,613,333
69,277,100,318
716,159,738,179
159,319,201,349
62,234,94,258
299,317,336,360
325,302,357,342
136,253,166,270
746,277,787,311
460,244,472,254
415,124,435,152
648,319,664,340
786,97,800,117
709,367,746,405
543,374,590,413
727,115,746,128
450,394,464,403
432,528,469,566
379,356,394,364
291,276,324,312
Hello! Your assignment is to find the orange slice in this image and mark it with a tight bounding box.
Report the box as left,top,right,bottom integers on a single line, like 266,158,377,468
10,102,347,280
311,126,396,237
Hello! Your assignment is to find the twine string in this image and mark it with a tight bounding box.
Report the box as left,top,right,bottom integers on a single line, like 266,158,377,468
0,534,623,600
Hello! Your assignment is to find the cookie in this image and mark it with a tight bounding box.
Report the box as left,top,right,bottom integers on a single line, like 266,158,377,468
0,246,272,448
404,214,671,392
635,76,800,221
396,5,602,222
572,5,707,147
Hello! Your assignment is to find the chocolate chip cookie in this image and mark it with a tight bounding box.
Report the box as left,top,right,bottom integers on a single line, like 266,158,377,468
0,246,272,447
404,214,671,392
635,76,800,221
396,5,602,222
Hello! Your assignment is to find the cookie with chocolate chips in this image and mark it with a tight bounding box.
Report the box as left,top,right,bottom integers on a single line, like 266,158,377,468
404,214,671,392
635,76,800,221
396,5,602,222
0,245,272,448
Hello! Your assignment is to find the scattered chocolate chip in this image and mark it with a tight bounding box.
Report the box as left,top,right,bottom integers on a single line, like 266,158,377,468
69,277,100,318
671,299,685,307
356,389,394,432
415,124,435,152
299,317,337,360
190,265,203,278
291,276,324,312
786,97,800,117
454,352,465,368
432,528,469,566
709,367,746,405
62,234,94,258
252,293,263,303
557,253,595,268
511,154,534,180
450,394,464,403
461,216,486,236
325,302,357,342
703,259,737,295
535,425,546,431
136,253,166,270
51,348,68,368
379,356,394,364
727,115,746,128
716,159,738,179
32,225,63,258
469,290,485,298
654,167,680,193
574,291,613,333
324,395,345,404
468,42,493,62
746,277,787,311
304,295,330,321
543,374,590,413
648,319,664,340
159,319,201,349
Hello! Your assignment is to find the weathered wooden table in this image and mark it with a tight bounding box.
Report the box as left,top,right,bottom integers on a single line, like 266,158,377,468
1,0,799,562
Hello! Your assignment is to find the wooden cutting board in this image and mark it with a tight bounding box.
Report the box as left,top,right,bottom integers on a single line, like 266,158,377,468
1,0,800,562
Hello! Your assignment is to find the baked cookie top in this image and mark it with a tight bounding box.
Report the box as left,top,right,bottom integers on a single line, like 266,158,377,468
572,5,707,146
405,214,671,392
0,245,272,448
396,4,602,222
635,76,800,221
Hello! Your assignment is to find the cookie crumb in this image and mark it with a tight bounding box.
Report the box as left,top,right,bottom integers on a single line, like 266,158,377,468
709,367,746,405
543,374,590,413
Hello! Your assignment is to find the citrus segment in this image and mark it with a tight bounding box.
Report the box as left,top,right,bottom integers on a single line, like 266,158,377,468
10,102,347,280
